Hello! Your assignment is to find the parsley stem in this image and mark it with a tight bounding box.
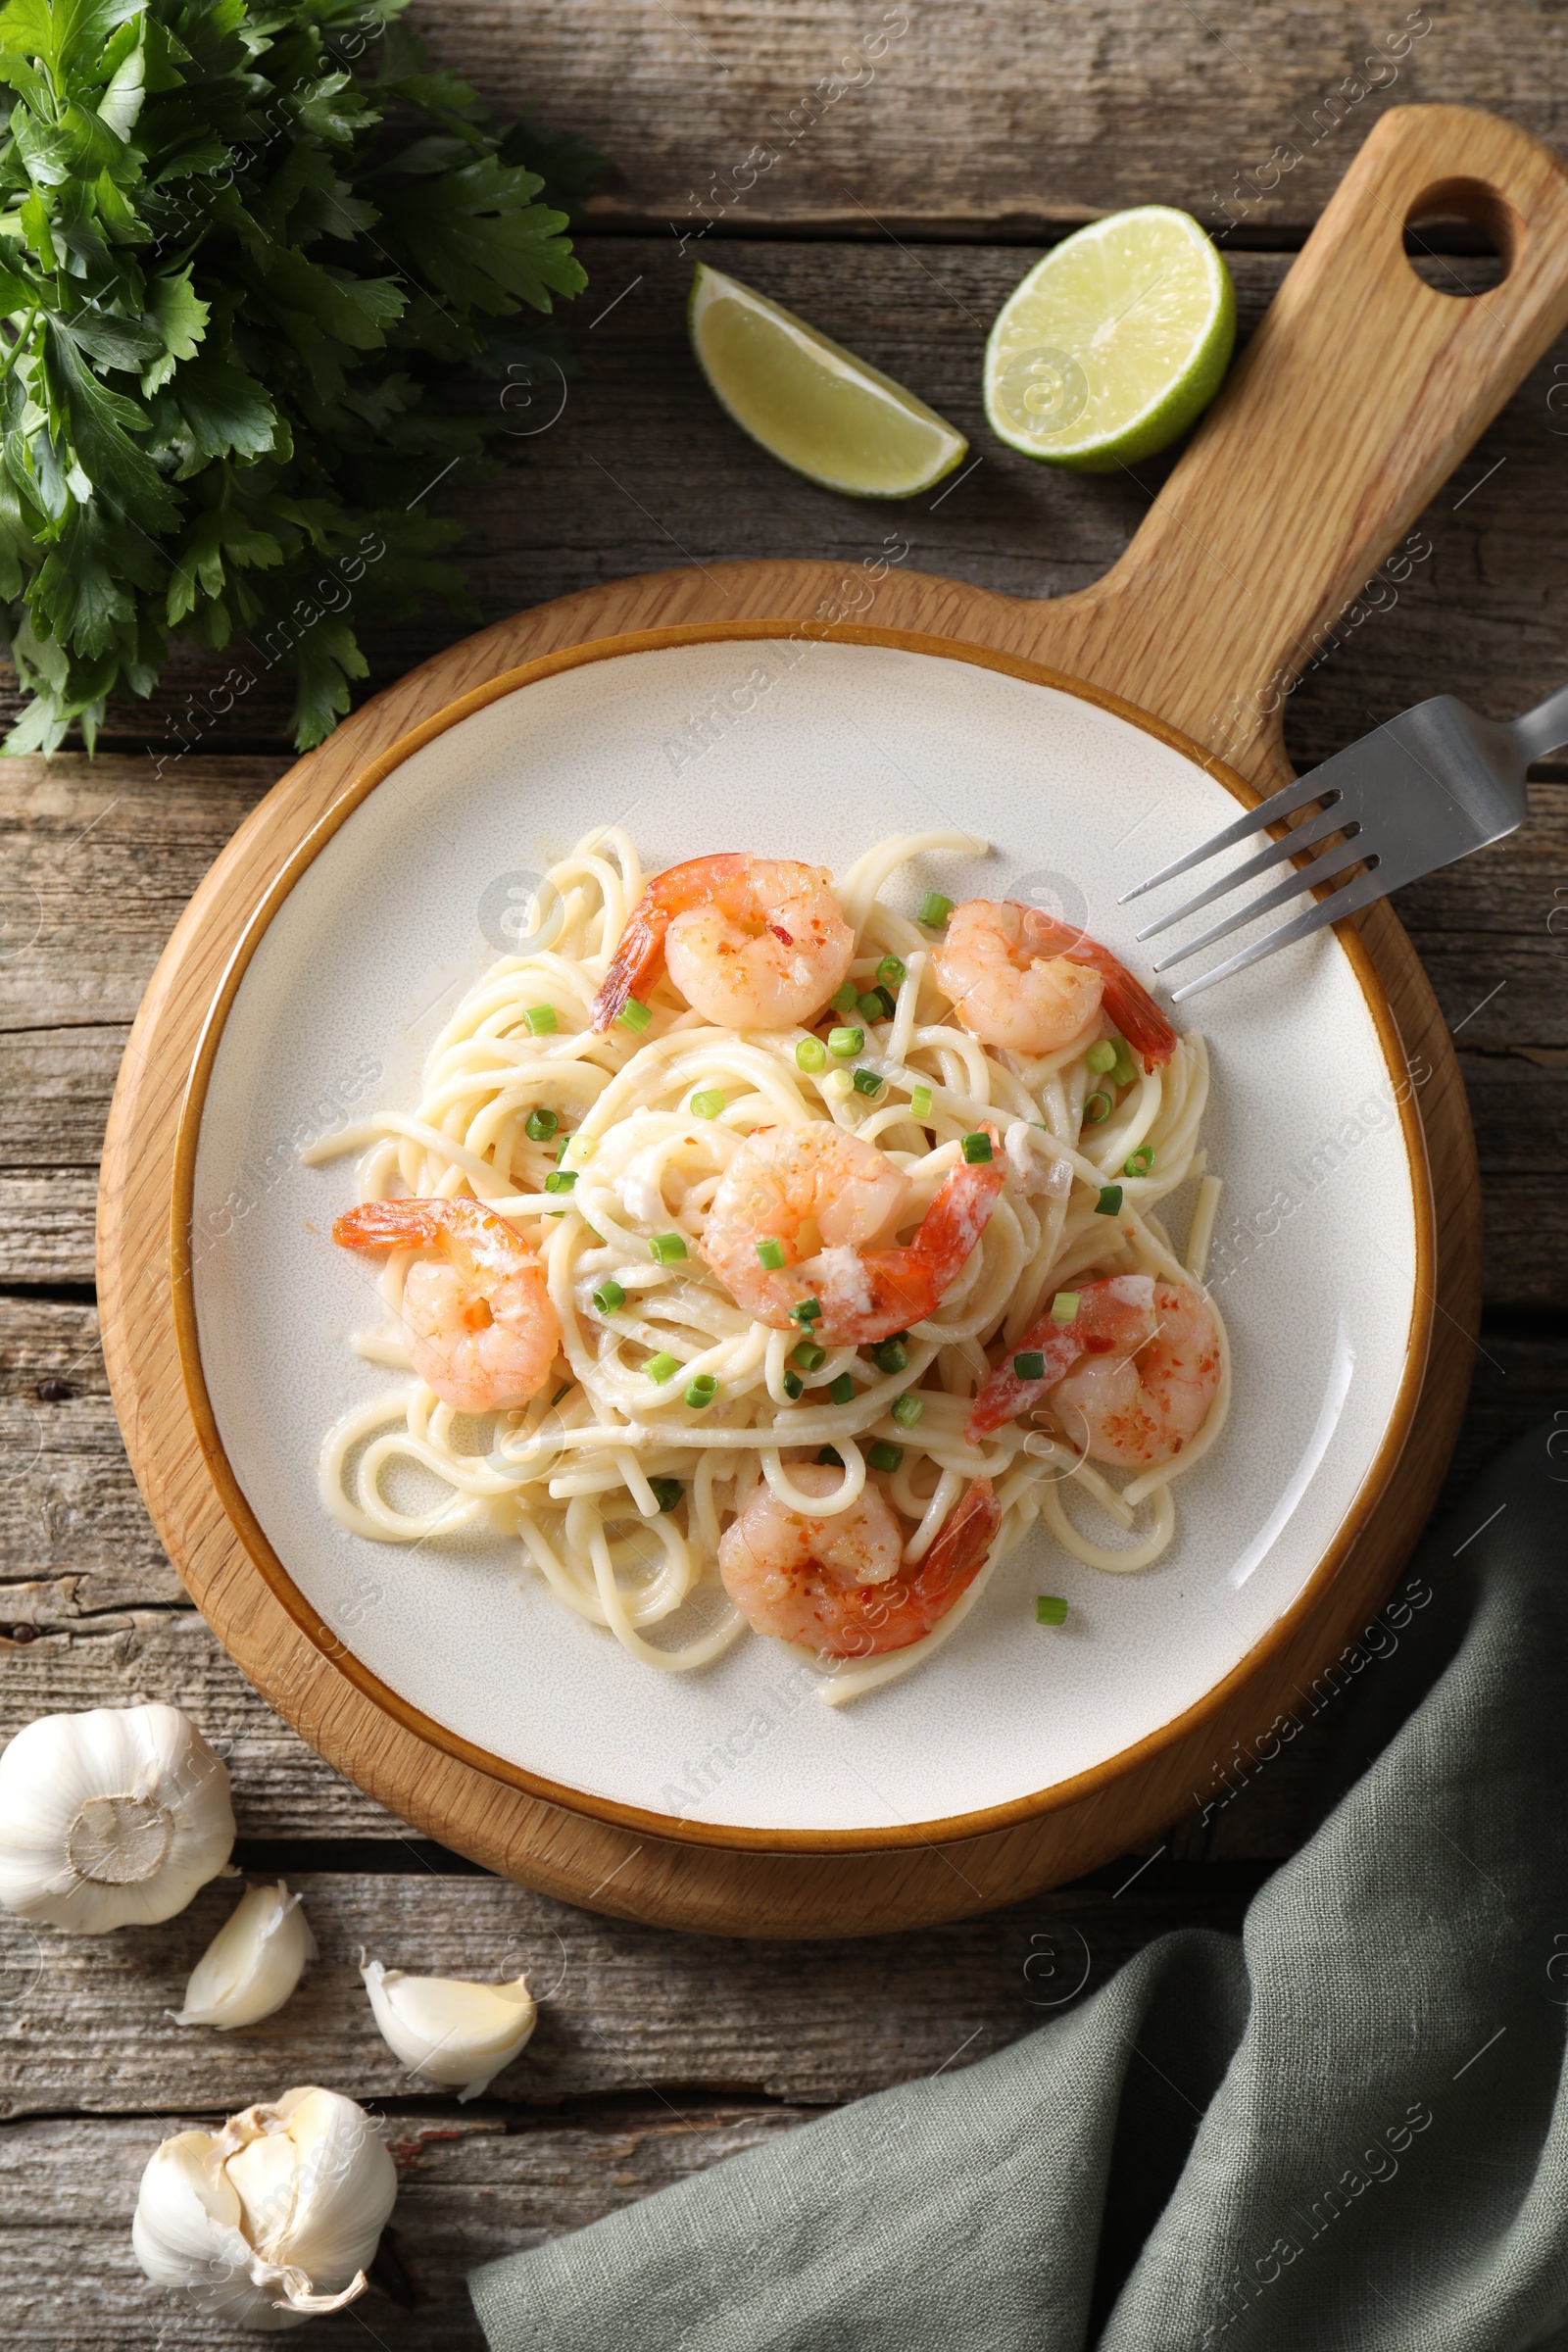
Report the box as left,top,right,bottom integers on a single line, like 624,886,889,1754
0,306,37,384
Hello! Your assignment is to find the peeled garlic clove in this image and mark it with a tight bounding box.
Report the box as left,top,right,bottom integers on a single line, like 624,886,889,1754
0,1702,235,1935
133,2084,396,2331
173,1881,316,2030
362,1957,537,2100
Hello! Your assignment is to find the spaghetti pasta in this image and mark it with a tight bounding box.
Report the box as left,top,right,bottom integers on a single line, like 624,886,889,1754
307,827,1229,1702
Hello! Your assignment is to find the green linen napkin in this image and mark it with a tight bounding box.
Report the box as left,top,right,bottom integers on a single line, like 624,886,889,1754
470,1420,1568,2351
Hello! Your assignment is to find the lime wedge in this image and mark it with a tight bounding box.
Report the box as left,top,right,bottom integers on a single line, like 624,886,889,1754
984,208,1235,472
689,263,967,499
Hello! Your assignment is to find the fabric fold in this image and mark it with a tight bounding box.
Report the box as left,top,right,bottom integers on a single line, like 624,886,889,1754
471,1422,1568,2352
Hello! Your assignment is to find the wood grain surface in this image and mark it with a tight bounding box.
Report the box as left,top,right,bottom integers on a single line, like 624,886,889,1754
4,11,1567,2340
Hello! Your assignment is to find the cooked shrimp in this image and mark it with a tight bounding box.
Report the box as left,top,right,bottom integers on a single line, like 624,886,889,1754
333,1199,562,1415
931,900,1176,1067
590,854,855,1032
702,1121,1004,1344
967,1272,1220,1467
718,1468,1000,1655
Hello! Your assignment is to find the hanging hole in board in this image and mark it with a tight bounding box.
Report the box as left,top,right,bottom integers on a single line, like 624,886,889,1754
1403,176,1517,297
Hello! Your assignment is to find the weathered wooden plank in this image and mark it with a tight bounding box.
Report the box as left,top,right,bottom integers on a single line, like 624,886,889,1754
0,242,1564,764
0,1611,404,1844
439,1,1562,242
0,1864,1253,2121
0,2106,804,2348
0,760,282,1030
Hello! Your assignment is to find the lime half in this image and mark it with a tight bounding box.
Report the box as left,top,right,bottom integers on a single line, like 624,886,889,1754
984,208,1235,472
689,263,967,499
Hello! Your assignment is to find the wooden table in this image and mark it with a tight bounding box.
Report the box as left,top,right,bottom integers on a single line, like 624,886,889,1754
3,5,1563,2339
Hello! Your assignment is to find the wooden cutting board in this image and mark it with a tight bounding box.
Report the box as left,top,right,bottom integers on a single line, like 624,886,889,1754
99,105,1568,1935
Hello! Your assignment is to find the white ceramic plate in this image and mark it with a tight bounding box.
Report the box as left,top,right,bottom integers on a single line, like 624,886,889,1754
189,638,1424,1838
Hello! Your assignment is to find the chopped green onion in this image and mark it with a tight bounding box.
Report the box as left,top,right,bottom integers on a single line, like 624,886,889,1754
523,1004,557,1036
1013,1350,1046,1380
830,981,859,1015
1124,1145,1155,1179
822,1068,854,1102
871,1336,908,1375
689,1088,725,1119
1085,1039,1117,1074
782,1369,804,1400
1111,1043,1140,1090
867,1441,905,1473
617,998,653,1033
791,1340,827,1371
756,1237,786,1270
592,1279,625,1314
1051,1291,1080,1323
796,1037,827,1073
1035,1594,1068,1625
684,1373,718,1408
877,956,906,990
827,1372,858,1405
525,1107,560,1141
581,1223,605,1244
828,1025,864,1058
817,1446,844,1468
649,1232,688,1263
910,1086,934,1124
891,1392,924,1429
645,1351,680,1384
1096,1184,1124,1216
853,1066,885,1099
791,1298,822,1325
1083,1091,1112,1124
544,1169,576,1194
650,1477,683,1513
961,1131,993,1163
858,988,897,1023
918,892,954,927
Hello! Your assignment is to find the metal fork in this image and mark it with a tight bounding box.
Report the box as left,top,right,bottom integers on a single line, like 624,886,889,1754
1120,682,1568,1000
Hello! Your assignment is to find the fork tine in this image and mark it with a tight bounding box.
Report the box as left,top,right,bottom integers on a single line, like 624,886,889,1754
1132,800,1355,943
1168,866,1390,1001
1152,833,1371,970
1117,768,1336,903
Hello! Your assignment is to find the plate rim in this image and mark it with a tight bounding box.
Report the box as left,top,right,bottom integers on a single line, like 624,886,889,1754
171,618,1437,1854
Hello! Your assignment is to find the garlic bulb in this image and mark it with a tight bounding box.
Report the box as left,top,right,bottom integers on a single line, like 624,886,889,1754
173,1882,316,2029
0,1703,235,1933
361,1956,537,2099
132,2085,397,2331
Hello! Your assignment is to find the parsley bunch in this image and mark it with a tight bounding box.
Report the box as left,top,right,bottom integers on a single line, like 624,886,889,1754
0,0,599,753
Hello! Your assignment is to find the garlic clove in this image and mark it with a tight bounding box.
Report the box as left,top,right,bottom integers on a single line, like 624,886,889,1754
131,2130,255,2295
0,1703,234,1935
132,2086,396,2332
173,1881,316,2030
361,1957,537,2100
247,2087,397,2292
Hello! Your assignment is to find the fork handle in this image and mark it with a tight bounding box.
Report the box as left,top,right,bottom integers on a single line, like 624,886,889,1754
1026,105,1568,792
1511,680,1568,763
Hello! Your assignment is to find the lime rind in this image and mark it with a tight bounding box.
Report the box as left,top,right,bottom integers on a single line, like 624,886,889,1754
689,263,968,500
983,206,1236,473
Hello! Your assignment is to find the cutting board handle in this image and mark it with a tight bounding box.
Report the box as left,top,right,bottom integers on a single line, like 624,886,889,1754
1037,104,1568,789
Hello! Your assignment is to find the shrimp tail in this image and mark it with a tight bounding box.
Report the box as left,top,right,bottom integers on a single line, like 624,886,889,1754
589,854,748,1032
333,1199,454,1253
914,1476,1000,1613
858,1130,1004,1334
333,1196,525,1284
965,1278,1153,1441
1017,907,1177,1069
966,1318,1087,1440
